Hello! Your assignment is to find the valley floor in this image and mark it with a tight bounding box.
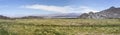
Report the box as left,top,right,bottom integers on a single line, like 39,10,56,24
0,19,120,35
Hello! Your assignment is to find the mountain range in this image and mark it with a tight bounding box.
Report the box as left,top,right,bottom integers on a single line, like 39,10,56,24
0,6,120,19
41,13,81,18
0,13,81,19
79,6,120,19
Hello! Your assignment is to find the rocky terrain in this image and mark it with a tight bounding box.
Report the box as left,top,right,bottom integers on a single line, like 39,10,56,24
79,6,120,19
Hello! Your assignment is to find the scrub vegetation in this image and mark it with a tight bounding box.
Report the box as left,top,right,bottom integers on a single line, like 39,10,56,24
0,19,120,35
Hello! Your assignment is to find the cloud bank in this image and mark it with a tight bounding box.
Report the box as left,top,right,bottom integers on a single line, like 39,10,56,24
22,4,98,13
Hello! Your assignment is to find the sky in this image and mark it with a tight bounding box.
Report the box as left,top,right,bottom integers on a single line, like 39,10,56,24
0,0,120,17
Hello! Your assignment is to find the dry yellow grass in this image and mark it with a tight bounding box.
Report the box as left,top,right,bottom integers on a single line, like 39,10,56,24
0,19,120,35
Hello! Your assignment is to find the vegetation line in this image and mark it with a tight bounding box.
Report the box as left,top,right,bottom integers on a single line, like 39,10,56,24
0,22,120,27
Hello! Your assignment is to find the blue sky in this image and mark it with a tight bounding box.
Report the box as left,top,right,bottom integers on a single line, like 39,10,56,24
0,0,120,17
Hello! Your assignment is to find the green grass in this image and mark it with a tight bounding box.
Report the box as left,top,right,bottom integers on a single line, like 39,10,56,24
0,19,120,35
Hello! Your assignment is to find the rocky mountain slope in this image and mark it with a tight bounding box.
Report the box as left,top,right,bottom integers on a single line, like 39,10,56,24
79,6,120,19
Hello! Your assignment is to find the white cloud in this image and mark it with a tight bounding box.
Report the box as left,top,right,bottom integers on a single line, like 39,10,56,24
78,6,99,13
22,4,99,13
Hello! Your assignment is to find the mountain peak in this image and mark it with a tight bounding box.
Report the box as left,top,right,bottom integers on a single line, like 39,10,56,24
109,6,116,9
89,12,94,14
79,6,120,19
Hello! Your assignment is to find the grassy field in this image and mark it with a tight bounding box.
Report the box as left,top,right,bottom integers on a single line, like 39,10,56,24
0,19,120,35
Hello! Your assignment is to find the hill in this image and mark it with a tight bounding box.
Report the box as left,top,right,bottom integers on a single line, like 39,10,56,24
79,6,120,19
0,15,10,19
